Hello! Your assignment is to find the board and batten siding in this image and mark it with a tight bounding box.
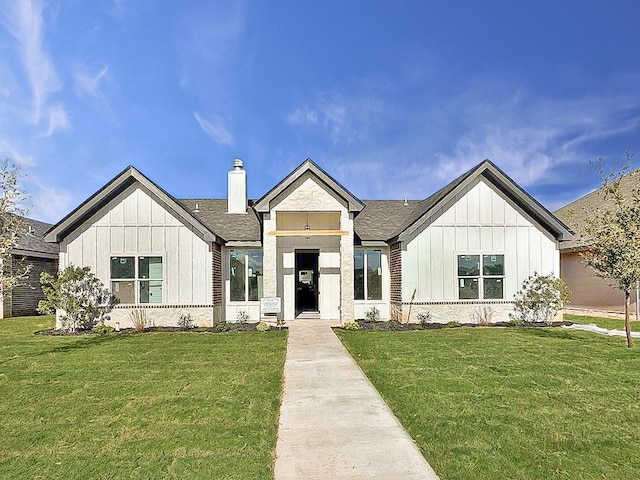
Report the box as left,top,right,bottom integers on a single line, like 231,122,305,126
59,184,213,308
403,179,560,304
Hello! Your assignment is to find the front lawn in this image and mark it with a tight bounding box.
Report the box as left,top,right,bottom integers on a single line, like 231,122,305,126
565,313,640,332
337,327,640,480
0,316,287,480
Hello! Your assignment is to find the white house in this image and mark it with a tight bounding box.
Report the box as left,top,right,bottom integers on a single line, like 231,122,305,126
44,158,572,328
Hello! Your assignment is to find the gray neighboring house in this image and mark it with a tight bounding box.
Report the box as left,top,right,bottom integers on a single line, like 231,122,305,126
44,158,572,328
1,217,59,318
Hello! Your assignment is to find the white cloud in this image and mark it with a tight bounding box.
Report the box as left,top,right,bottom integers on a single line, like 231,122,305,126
193,112,233,146
30,181,73,223
74,64,109,98
287,91,384,145
0,0,64,127
0,138,36,167
42,103,71,137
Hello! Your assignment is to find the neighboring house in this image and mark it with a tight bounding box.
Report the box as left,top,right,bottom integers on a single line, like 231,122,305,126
554,171,640,315
1,217,59,318
44,158,572,328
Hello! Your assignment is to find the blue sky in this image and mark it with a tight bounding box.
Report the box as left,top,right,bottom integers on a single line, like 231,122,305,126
1,0,639,223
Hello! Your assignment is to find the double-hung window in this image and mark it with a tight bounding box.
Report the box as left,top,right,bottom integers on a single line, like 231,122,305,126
111,256,163,304
230,249,263,301
458,254,504,300
354,249,382,300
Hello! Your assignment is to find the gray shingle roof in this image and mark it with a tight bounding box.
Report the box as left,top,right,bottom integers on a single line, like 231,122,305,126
178,199,262,242
354,200,421,241
14,217,58,256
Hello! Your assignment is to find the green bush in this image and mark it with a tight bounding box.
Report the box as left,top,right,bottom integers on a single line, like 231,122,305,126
177,313,194,330
445,321,461,328
365,306,380,322
512,272,570,324
39,266,117,332
417,311,432,328
256,321,270,332
507,317,524,327
342,321,360,330
92,324,114,335
214,320,230,332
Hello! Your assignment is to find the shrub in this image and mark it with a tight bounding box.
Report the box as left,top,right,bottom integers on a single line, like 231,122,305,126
39,265,116,332
511,272,570,324
214,320,230,332
177,313,194,330
417,311,432,328
92,324,114,335
342,321,360,330
470,306,494,326
387,318,404,330
365,306,380,323
130,309,148,332
236,310,249,323
256,321,270,332
507,317,524,327
445,321,461,328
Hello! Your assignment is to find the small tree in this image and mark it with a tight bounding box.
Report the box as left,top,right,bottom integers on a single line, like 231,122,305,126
0,159,31,294
511,272,570,324
39,266,116,332
579,152,640,348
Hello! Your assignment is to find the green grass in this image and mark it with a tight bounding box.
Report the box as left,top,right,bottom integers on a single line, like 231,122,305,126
337,327,640,480
565,313,640,332
0,316,287,480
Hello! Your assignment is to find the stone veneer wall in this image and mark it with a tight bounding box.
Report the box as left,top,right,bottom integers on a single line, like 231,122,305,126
107,306,214,328
403,301,516,324
389,242,402,321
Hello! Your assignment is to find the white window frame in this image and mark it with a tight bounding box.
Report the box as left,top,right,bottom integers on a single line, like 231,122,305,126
457,253,505,300
228,249,263,303
354,249,383,301
110,254,165,305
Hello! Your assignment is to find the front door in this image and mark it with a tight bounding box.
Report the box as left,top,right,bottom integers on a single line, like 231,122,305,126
295,250,319,316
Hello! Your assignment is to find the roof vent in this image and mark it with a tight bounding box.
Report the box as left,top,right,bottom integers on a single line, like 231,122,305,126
403,198,409,206
233,158,244,170
194,202,200,213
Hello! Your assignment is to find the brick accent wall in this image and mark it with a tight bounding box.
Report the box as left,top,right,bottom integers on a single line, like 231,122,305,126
390,242,402,305
212,243,222,306
10,255,58,317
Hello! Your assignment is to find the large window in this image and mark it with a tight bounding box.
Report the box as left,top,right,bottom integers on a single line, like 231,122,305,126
458,254,504,300
111,256,163,304
354,249,382,300
230,249,263,301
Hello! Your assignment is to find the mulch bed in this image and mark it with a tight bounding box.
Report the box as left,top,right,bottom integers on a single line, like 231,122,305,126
345,319,574,331
36,322,287,336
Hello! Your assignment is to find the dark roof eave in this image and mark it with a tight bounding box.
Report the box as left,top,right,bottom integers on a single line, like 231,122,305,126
45,166,220,244
395,160,573,242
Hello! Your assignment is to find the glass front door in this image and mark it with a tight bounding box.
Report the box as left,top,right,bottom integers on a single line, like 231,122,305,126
295,250,319,316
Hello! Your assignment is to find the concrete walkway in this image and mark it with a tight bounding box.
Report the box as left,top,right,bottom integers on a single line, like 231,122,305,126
274,320,440,480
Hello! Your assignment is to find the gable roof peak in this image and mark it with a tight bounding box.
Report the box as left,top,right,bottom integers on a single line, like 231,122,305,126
253,157,365,213
44,164,220,244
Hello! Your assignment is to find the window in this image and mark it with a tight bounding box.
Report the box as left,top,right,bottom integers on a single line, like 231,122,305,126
354,249,382,300
230,249,263,301
111,256,163,304
457,254,504,300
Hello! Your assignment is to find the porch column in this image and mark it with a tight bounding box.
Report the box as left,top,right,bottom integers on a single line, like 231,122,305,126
340,212,354,324
263,213,278,299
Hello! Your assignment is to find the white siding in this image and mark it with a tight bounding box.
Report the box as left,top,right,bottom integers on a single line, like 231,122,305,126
59,184,212,305
403,179,559,302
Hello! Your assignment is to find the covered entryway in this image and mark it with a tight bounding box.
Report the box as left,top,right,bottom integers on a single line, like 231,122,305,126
295,250,319,317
